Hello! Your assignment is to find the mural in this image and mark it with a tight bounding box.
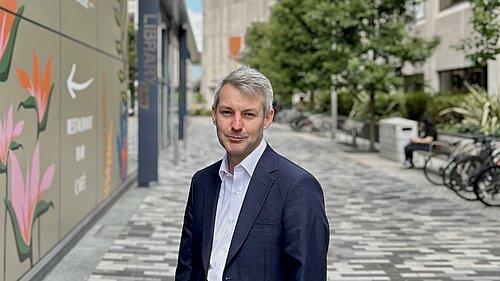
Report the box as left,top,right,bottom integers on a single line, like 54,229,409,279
114,0,128,183
17,51,54,137
0,1,23,81
0,0,128,279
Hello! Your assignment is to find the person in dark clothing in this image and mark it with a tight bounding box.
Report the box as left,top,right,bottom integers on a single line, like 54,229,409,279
403,117,438,168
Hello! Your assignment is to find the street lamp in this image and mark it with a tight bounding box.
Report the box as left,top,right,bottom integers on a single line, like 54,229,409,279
330,74,338,140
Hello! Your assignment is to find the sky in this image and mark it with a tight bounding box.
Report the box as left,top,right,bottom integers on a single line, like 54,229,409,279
185,0,203,82
186,0,202,13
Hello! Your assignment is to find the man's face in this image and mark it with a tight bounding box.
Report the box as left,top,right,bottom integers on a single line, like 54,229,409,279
212,84,274,164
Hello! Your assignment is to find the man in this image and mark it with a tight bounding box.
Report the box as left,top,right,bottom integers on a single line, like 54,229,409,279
403,117,438,168
175,66,329,281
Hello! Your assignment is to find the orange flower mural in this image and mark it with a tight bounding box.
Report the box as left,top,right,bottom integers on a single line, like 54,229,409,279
17,51,55,136
0,0,24,81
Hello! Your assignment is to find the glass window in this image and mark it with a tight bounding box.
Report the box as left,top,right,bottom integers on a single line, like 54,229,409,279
439,0,467,11
438,66,487,93
409,0,426,20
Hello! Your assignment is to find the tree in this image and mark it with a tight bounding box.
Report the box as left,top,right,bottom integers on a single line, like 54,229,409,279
307,0,439,151
242,0,335,109
243,0,439,151
454,0,500,68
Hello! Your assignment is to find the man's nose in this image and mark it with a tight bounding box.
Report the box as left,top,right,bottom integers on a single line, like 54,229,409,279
231,115,243,131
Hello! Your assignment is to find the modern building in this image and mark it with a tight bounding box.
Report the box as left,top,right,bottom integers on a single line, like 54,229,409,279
202,0,498,97
404,0,499,94
201,0,274,105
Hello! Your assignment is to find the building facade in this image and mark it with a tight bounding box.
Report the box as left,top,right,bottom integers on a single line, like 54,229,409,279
0,1,129,280
405,0,500,94
201,0,273,105
202,0,499,97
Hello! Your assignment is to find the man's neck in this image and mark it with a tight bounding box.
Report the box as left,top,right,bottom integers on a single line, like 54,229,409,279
227,156,243,175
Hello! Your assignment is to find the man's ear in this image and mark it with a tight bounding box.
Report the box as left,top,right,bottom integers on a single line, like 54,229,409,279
264,108,274,129
211,106,217,125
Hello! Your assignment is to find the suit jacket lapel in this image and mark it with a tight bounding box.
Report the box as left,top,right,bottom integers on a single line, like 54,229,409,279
202,163,222,274
225,146,278,267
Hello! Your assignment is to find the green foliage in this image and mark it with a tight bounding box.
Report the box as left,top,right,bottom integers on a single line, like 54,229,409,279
348,92,402,121
243,0,440,149
427,93,467,126
440,84,500,135
454,0,500,67
242,0,337,104
128,22,137,104
337,92,355,116
314,90,330,113
193,91,206,104
189,108,212,116
402,91,431,121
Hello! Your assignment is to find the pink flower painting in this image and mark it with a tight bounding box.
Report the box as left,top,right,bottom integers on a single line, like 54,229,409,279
0,103,24,172
5,142,55,264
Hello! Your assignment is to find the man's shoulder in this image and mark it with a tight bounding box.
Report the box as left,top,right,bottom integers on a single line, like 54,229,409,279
192,160,222,180
271,150,315,179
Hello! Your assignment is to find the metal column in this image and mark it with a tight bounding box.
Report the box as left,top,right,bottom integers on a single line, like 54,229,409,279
137,0,160,187
178,27,187,140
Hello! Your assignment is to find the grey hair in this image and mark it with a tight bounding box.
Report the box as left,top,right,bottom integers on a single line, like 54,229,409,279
213,66,273,115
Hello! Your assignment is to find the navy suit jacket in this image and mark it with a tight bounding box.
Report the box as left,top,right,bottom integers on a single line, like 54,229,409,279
175,145,329,281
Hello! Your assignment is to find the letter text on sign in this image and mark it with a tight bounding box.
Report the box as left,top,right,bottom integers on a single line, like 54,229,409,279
74,172,87,195
66,116,94,135
76,144,86,162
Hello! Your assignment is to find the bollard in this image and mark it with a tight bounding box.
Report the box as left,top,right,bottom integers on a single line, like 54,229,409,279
173,120,179,165
183,115,188,149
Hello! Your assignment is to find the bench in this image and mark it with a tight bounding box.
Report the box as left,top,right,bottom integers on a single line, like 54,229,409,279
413,140,455,167
341,119,365,147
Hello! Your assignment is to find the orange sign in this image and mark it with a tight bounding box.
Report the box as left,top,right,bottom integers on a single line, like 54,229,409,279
229,35,242,60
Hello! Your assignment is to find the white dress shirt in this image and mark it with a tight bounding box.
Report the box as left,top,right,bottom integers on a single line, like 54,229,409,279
207,139,267,281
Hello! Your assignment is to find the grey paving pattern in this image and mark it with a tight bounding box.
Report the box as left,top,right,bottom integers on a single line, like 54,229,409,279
84,116,500,281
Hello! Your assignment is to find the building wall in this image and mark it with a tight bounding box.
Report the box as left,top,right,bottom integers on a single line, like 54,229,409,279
0,1,128,279
406,1,499,94
201,0,272,106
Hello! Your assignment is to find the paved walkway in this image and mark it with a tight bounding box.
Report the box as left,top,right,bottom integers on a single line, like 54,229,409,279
44,116,500,281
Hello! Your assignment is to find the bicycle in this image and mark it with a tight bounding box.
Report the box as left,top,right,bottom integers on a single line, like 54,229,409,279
447,137,498,201
474,154,500,206
423,139,476,186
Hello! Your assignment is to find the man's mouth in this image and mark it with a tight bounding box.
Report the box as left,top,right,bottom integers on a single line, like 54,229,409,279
227,135,246,141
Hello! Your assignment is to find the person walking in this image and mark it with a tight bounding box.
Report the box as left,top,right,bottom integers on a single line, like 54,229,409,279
175,66,330,281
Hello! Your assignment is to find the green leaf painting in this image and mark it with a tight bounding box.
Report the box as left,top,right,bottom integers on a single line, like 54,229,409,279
5,199,32,263
0,6,24,82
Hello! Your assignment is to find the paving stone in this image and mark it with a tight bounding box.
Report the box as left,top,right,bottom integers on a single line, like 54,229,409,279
48,116,500,281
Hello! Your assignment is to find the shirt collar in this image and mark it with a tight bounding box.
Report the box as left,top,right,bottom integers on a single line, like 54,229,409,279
219,139,267,179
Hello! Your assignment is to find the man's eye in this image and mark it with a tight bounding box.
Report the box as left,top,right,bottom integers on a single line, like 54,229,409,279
221,110,232,116
243,113,256,118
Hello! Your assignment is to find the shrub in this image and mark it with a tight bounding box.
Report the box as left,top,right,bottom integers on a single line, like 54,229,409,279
402,91,431,121
427,93,468,126
440,84,500,136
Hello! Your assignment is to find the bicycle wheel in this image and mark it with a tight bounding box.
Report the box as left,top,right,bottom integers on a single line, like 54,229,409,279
423,152,448,185
474,165,500,206
443,159,457,189
448,155,483,201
